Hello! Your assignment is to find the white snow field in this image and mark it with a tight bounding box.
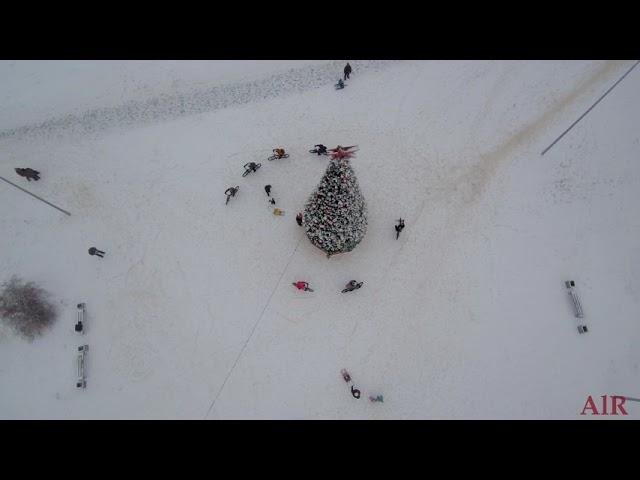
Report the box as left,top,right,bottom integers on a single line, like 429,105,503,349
0,60,638,419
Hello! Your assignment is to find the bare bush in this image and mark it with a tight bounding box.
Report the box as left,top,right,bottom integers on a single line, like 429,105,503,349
0,276,57,340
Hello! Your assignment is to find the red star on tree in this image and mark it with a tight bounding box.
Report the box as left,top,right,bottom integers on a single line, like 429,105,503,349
329,145,358,160
330,149,356,160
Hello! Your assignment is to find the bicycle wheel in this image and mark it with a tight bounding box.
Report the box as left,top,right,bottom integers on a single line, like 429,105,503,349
242,170,250,177
267,155,277,161
309,149,318,154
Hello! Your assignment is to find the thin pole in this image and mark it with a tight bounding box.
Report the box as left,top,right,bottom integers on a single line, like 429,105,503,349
541,60,640,156
624,396,640,403
0,176,71,216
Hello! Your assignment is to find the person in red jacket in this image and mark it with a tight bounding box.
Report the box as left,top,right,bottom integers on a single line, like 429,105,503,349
292,281,313,292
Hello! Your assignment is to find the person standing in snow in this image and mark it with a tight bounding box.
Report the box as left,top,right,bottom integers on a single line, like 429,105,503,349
344,63,352,80
296,212,303,226
88,247,106,258
350,385,361,399
395,218,405,239
263,185,276,204
225,186,239,205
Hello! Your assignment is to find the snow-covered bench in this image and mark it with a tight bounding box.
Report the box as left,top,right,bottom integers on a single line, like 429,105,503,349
75,303,86,333
565,281,588,334
77,345,88,388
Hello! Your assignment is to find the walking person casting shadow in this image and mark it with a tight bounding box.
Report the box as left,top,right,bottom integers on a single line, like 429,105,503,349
88,247,106,258
344,62,352,81
15,168,40,182
225,186,239,205
395,218,405,239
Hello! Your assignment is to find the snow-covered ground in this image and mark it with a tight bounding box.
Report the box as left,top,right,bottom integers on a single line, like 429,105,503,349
0,60,638,419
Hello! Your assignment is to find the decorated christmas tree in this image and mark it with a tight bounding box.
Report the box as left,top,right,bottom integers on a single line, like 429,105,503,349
302,146,367,257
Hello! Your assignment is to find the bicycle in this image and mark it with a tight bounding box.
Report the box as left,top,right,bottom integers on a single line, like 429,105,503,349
267,153,290,161
309,148,328,155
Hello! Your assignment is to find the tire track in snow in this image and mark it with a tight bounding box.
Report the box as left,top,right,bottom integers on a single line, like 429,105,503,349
349,61,631,354
0,61,399,142
203,234,304,419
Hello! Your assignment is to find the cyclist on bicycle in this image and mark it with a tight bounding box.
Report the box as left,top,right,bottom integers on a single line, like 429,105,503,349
273,148,286,158
314,144,327,155
244,162,259,173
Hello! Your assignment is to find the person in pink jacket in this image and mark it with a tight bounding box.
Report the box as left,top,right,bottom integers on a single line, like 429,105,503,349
292,281,313,292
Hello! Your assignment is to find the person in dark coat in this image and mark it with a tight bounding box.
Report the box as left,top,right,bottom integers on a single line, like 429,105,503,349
350,385,361,399
244,162,259,173
395,218,405,239
225,186,239,205
314,144,327,155
15,168,40,181
264,185,272,197
88,247,106,258
296,212,303,226
344,63,352,80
